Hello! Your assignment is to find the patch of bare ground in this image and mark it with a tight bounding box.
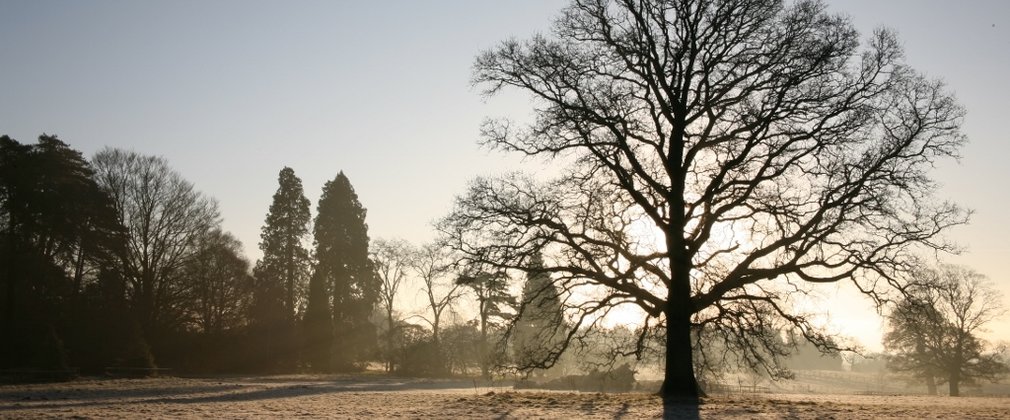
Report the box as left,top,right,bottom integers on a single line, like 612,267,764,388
1,376,1007,419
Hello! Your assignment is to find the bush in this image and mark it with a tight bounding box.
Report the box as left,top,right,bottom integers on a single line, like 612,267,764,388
516,363,636,392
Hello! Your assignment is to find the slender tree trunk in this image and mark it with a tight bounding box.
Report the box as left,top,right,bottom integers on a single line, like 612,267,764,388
432,315,442,375
480,307,489,379
949,371,960,396
386,309,394,372
72,241,86,295
926,374,937,395
950,342,963,396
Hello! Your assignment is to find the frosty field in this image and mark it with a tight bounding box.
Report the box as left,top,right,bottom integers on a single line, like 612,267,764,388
1,375,1008,419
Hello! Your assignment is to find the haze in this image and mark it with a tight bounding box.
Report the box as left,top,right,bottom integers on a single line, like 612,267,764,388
2,0,1007,351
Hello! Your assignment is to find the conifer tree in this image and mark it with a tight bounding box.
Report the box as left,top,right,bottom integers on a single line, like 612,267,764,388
303,268,331,371
310,171,378,371
513,252,565,373
251,167,310,370
255,167,311,320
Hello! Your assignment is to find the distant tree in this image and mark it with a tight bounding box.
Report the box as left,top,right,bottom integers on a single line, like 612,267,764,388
783,333,842,371
370,238,414,372
884,264,1008,396
445,0,968,400
441,320,482,376
456,271,515,379
251,167,311,369
309,171,379,371
390,321,437,376
885,297,941,394
185,229,253,336
848,353,887,374
413,243,463,375
512,252,566,374
92,148,219,348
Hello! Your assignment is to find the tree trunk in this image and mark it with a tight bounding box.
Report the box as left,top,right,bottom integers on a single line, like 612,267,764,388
479,307,489,380
659,267,701,402
948,371,960,396
386,310,394,372
926,374,937,395
432,317,442,375
72,241,86,295
659,121,701,403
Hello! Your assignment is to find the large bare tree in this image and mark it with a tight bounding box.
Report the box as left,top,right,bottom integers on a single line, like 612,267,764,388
441,0,968,400
92,148,219,337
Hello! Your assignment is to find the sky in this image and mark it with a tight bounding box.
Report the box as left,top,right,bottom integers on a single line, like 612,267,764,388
1,0,1008,350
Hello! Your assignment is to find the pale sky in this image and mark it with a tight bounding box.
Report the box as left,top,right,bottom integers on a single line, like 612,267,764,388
2,0,1008,350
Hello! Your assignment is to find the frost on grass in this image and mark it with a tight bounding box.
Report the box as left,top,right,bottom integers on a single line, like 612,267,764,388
1,376,1009,419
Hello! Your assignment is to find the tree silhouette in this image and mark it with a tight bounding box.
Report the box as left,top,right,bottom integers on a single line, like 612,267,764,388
92,148,219,352
303,260,332,371
185,229,253,336
443,0,968,401
456,271,515,379
370,238,414,372
0,135,125,369
512,252,566,375
885,264,1008,396
412,242,463,375
309,171,378,371
251,167,310,369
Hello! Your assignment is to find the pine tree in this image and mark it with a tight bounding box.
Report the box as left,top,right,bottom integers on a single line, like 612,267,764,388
310,171,378,371
251,167,310,370
513,252,565,374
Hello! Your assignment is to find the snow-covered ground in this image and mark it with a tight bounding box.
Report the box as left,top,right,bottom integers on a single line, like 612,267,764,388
1,375,1008,419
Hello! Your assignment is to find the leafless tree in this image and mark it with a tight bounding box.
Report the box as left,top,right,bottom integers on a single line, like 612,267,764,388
885,264,1007,396
412,242,463,375
92,148,219,336
184,229,253,335
442,0,968,400
370,238,415,372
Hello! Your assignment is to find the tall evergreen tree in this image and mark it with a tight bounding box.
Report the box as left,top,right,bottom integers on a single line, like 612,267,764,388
513,252,565,374
308,171,378,371
251,167,310,370
303,264,332,371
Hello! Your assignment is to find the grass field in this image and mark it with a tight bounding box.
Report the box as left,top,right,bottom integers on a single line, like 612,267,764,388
1,371,1010,417
1,374,1008,419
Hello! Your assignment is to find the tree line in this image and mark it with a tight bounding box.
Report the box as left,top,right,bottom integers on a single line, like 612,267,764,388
1,127,1004,394
0,134,569,377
